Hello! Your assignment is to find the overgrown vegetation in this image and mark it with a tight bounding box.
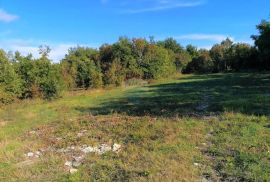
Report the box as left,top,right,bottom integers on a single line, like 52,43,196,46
0,19,270,104
0,73,269,181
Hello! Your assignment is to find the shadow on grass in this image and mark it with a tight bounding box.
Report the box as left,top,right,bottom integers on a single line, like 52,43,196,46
75,73,270,117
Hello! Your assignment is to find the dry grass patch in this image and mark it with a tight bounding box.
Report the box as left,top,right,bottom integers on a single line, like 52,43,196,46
3,115,208,181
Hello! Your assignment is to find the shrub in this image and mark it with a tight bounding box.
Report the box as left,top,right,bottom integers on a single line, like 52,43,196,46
0,50,22,104
183,51,214,74
143,45,176,79
61,47,103,89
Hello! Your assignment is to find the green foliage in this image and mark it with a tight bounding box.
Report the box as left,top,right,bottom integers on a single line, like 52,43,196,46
157,37,184,54
186,44,199,58
143,44,175,79
61,47,103,89
39,63,63,100
226,43,257,71
209,38,234,72
0,50,22,104
99,47,122,86
252,20,270,69
15,51,63,100
2,17,270,104
14,52,36,98
105,59,125,86
113,38,143,80
183,50,214,73
175,51,192,71
99,37,176,84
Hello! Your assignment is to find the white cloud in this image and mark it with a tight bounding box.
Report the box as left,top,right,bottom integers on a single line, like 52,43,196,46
174,34,234,42
10,44,72,62
0,39,98,62
49,44,77,61
0,9,18,22
112,0,205,14
122,1,204,13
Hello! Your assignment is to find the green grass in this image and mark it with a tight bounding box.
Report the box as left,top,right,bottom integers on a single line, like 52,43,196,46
0,73,269,181
207,113,270,181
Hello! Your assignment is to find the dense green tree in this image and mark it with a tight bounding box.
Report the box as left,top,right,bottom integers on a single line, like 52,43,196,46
34,51,63,99
0,50,22,103
186,44,199,58
227,43,257,71
131,38,148,77
183,50,214,73
175,51,192,72
14,52,36,98
251,20,270,69
61,47,103,89
99,44,121,85
210,38,234,72
39,45,52,58
40,63,63,99
157,38,184,54
112,37,141,80
143,45,175,79
1,23,269,104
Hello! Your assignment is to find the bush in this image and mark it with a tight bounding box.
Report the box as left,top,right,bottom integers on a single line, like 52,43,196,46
105,59,125,86
61,47,103,89
39,64,64,100
183,51,214,74
252,20,270,69
143,45,176,79
0,50,22,104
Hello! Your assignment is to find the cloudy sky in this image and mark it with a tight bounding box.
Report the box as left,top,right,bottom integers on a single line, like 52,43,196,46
0,0,269,61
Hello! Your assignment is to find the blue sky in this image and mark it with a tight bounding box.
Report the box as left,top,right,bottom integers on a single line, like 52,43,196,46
0,0,269,61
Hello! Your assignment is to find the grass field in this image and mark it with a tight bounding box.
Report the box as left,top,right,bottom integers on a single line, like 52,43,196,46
0,73,269,181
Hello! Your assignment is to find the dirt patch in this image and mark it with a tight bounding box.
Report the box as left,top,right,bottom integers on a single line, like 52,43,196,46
0,120,7,127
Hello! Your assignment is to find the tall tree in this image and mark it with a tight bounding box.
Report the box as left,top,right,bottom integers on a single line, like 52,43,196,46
157,38,184,54
0,50,22,103
251,20,270,69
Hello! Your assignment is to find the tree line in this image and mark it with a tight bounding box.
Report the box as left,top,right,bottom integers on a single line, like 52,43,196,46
0,19,269,104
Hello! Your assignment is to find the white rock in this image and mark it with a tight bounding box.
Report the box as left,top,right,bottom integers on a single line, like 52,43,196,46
57,148,71,153
82,146,96,153
73,156,84,162
72,161,81,167
98,144,112,154
112,143,121,152
57,148,66,153
27,152,34,157
35,151,41,156
65,161,72,167
193,163,200,166
69,168,78,174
